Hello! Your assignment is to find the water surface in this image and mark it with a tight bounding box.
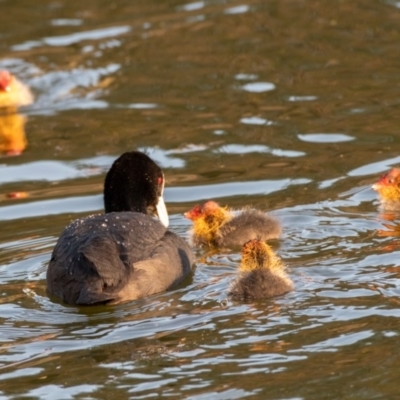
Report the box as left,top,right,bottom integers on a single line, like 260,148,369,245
1,0,400,399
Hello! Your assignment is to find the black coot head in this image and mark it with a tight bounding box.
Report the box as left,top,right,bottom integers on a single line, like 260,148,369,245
104,151,168,224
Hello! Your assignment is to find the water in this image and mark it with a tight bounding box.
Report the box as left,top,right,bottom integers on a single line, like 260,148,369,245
1,0,400,398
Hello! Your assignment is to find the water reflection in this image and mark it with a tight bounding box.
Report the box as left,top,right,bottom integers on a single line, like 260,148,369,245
376,219,400,238
224,5,250,15
29,64,119,115
12,26,130,51
0,109,27,156
0,69,33,156
240,116,274,125
241,82,276,93
178,1,205,12
288,95,317,102
298,133,355,143
214,144,305,157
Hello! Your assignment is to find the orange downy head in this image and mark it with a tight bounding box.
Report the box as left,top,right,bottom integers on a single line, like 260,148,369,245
239,239,279,272
184,201,231,245
372,168,400,203
184,204,203,221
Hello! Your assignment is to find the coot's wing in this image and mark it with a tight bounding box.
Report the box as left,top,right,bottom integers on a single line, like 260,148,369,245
113,231,194,302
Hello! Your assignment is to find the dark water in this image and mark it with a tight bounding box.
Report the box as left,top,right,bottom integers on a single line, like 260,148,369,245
1,0,400,398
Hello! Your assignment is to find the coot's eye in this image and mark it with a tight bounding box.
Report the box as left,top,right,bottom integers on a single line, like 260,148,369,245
157,176,165,196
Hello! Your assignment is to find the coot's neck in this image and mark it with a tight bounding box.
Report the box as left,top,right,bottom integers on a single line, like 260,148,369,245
103,173,150,214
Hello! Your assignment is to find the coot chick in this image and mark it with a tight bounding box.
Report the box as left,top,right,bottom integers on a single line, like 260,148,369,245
229,239,293,300
0,70,33,108
372,168,400,211
47,151,194,305
184,200,281,248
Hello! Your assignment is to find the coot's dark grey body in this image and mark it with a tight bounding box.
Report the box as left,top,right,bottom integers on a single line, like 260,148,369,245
48,212,193,305
46,151,194,305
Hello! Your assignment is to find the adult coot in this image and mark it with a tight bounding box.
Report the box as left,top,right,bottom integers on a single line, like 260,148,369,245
47,151,193,305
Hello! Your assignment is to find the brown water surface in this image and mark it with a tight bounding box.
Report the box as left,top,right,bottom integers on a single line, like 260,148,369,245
1,0,400,398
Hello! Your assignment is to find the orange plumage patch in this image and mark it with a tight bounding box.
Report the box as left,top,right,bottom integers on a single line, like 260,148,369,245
184,201,232,246
239,239,284,274
372,168,400,205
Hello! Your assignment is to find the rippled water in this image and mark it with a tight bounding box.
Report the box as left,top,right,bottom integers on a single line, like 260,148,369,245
2,0,400,398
